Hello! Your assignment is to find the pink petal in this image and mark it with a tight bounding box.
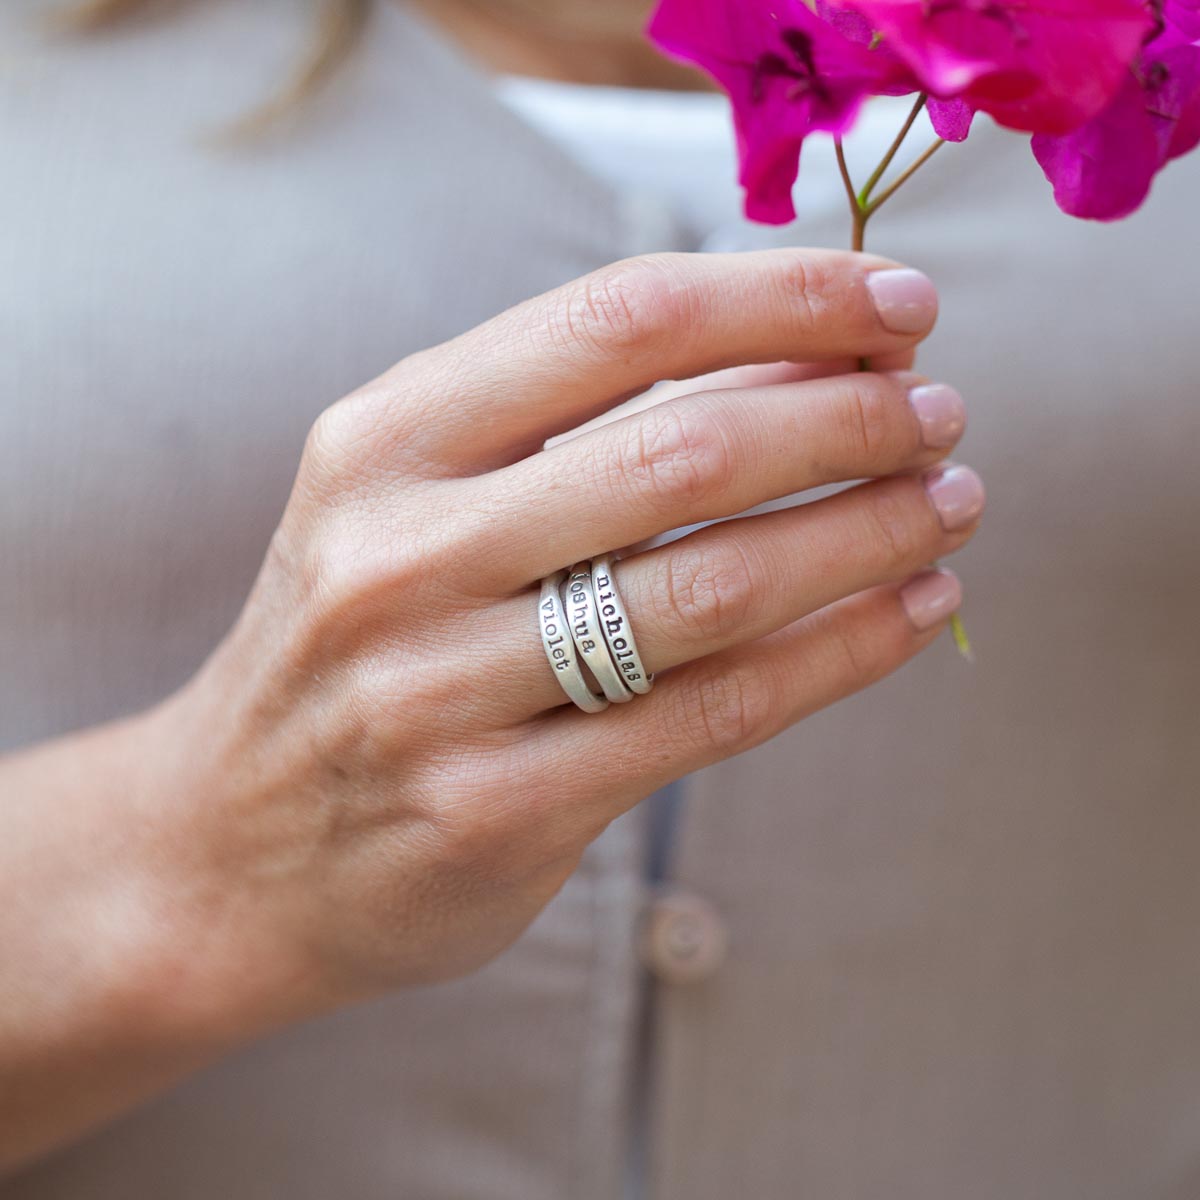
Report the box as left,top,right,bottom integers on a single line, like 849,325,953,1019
928,97,975,141
829,0,1153,134
1166,0,1200,39
649,0,896,223
1032,76,1162,220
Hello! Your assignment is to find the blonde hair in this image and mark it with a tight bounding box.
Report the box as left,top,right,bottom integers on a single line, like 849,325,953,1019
61,0,371,127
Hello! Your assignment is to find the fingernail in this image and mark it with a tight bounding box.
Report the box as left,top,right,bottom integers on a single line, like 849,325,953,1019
900,569,963,631
867,268,939,334
924,463,986,531
909,383,966,449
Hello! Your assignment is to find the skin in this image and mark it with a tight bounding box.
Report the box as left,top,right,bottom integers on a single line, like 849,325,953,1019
1,247,980,1169
410,0,707,88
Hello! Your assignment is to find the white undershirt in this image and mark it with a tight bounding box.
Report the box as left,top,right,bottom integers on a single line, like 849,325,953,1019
495,77,931,251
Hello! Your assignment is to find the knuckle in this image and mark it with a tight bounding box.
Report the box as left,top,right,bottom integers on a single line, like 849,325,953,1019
300,515,438,624
290,481,486,631
616,403,736,513
419,750,568,879
781,251,835,335
864,484,930,567
425,803,498,873
660,541,758,645
305,373,440,485
334,655,483,784
305,393,383,475
300,534,391,627
826,613,904,687
683,664,775,755
299,523,361,602
554,255,684,360
835,377,895,462
829,619,882,682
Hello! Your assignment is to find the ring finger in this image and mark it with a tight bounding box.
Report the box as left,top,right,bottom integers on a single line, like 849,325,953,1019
467,461,985,725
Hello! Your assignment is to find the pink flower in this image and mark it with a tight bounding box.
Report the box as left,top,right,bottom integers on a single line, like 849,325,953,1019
828,0,1155,134
1165,0,1200,38
1031,13,1200,218
648,0,907,223
646,0,1200,227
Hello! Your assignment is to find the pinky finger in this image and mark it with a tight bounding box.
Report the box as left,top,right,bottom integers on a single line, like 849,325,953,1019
521,570,961,835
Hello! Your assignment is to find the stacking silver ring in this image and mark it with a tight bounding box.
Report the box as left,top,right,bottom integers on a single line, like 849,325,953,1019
538,571,608,714
564,564,634,703
591,553,654,695
538,555,654,713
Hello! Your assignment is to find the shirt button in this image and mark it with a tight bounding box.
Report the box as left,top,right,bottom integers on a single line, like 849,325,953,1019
640,891,729,985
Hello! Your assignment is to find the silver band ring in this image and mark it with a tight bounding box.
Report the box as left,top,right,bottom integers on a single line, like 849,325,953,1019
538,571,609,714
564,564,635,704
591,553,654,695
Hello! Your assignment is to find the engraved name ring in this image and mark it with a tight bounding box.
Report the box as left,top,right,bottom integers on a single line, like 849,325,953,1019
564,563,634,704
590,553,653,696
538,556,654,713
538,571,609,714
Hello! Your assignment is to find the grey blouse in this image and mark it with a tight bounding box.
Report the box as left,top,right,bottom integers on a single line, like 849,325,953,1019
3,2,1200,1198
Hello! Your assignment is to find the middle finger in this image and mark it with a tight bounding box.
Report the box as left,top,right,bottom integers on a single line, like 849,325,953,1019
466,369,966,592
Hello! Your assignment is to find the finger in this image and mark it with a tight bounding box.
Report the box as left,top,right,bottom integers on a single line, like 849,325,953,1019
462,463,984,726
515,576,962,838
864,349,918,373
609,466,981,677
355,250,938,474
544,348,919,449
468,369,965,591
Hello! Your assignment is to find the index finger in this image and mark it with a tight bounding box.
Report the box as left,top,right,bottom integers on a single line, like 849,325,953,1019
355,249,938,474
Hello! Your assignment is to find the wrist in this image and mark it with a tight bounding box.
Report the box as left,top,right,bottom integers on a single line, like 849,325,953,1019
0,701,309,1168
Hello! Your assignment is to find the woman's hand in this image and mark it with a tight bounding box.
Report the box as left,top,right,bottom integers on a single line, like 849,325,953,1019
0,248,983,1169
154,248,980,1025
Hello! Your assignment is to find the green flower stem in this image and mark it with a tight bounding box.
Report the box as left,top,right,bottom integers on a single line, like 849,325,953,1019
834,136,868,252
833,113,972,662
949,609,973,661
863,136,947,217
857,93,927,209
